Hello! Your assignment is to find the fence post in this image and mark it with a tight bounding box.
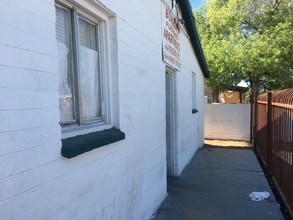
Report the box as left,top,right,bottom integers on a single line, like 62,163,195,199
253,90,258,153
267,92,273,179
250,94,254,144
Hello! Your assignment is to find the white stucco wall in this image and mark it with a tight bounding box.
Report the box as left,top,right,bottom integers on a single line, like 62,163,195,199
174,31,205,175
205,103,251,141
0,0,205,219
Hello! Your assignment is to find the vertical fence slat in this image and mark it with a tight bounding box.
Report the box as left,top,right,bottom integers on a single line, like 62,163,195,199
254,90,258,153
267,92,272,179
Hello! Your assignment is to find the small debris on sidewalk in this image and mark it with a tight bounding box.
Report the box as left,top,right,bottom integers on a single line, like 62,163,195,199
249,191,270,201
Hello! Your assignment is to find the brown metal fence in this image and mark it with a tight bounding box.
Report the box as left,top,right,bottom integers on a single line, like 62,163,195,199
255,89,293,218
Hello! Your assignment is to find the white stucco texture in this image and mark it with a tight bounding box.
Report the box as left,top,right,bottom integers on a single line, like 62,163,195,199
205,103,251,141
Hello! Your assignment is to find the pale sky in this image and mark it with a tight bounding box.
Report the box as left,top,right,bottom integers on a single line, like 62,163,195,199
189,0,205,8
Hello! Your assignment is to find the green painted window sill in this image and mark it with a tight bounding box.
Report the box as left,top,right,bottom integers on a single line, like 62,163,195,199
192,108,198,114
61,128,125,159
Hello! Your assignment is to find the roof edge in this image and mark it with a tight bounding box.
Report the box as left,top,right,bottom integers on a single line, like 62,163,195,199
178,0,210,78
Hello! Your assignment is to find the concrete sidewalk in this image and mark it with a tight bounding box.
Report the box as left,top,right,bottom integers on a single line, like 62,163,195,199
153,147,284,220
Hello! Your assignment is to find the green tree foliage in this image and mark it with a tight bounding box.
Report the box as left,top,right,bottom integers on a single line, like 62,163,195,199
194,0,293,99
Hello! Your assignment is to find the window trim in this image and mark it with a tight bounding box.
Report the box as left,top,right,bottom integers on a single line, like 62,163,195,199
55,0,124,159
192,72,198,114
55,0,114,139
56,4,104,126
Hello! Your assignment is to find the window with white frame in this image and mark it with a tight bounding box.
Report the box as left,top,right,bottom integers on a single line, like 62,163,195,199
55,2,106,129
192,72,198,113
55,1,125,159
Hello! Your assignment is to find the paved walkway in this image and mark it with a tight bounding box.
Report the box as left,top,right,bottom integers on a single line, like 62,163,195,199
153,146,284,220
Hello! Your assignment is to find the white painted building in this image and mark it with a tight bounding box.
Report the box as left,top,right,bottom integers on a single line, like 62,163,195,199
0,0,209,219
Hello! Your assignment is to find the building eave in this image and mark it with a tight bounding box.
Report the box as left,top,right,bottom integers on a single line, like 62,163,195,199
178,0,210,78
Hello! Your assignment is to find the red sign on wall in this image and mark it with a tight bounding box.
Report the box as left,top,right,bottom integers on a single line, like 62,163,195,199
162,3,181,71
